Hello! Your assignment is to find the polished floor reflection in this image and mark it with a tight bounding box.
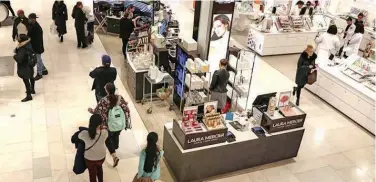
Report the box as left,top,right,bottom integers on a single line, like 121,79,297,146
0,0,374,182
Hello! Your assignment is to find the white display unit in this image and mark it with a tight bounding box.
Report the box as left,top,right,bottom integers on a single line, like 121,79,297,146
306,60,375,134
247,27,318,56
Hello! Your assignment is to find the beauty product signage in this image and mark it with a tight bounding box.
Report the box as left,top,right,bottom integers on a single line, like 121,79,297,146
172,120,228,150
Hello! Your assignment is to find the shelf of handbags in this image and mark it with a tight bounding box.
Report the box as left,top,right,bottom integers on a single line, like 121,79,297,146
227,48,256,111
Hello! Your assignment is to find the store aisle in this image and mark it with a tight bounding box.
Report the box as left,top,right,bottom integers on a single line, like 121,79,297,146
0,0,150,182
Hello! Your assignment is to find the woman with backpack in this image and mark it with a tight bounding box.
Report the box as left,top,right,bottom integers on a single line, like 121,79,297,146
13,34,35,102
134,132,164,181
88,82,130,167
78,114,108,182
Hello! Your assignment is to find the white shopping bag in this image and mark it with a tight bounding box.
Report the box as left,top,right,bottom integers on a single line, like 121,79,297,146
50,22,57,35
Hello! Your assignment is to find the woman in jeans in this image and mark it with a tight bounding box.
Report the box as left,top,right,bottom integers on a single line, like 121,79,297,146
78,114,108,182
136,132,164,181
88,83,130,167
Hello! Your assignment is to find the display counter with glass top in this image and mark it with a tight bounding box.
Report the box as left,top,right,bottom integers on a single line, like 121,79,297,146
163,112,305,182
305,55,375,134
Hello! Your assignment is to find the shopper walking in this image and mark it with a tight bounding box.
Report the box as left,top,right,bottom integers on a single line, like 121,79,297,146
28,13,48,81
315,25,340,61
12,10,28,41
134,132,164,181
343,24,364,58
88,83,130,167
119,12,135,58
0,0,15,17
78,114,108,182
52,0,68,42
72,1,87,48
209,59,230,113
90,55,117,102
294,45,317,106
13,34,35,102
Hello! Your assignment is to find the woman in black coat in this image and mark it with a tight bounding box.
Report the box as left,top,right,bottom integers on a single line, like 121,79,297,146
14,34,35,102
294,45,317,106
72,1,87,48
52,0,68,42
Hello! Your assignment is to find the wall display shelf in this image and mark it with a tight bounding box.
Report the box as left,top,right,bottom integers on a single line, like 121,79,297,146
227,48,255,111
306,56,376,134
173,43,199,112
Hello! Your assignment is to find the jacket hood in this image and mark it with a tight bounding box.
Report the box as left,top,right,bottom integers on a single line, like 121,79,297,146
17,39,31,48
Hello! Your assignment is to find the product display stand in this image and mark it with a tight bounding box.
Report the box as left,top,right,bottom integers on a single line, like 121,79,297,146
227,47,256,111
173,43,199,112
163,122,305,182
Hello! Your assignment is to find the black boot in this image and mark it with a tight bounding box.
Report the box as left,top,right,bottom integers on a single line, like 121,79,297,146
296,99,300,106
34,74,43,81
82,44,88,49
77,44,81,48
21,95,32,102
293,87,296,96
60,35,63,42
42,69,48,75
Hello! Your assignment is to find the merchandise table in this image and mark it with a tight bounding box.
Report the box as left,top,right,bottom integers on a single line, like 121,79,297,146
248,27,318,56
163,122,305,182
305,59,375,134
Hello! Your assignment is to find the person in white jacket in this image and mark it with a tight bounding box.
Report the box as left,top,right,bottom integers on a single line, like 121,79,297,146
337,17,356,56
315,25,341,62
343,24,364,58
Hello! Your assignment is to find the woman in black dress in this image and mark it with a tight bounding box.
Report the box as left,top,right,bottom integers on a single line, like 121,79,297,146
52,0,68,42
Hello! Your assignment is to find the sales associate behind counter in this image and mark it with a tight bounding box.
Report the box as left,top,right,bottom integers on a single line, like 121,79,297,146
119,11,140,59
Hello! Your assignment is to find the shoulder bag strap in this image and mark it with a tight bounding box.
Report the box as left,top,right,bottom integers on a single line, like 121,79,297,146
85,131,102,151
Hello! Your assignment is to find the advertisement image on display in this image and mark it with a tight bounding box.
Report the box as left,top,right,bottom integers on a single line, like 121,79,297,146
204,101,218,116
208,14,232,73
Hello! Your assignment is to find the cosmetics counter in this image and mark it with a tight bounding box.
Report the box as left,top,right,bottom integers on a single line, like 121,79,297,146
163,100,306,182
305,55,376,134
247,13,333,56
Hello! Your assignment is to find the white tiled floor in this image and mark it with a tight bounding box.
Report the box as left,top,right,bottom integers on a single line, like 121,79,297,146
0,0,375,182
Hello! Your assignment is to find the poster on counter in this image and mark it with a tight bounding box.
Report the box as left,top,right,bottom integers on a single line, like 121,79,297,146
278,91,291,107
204,101,218,116
208,14,233,72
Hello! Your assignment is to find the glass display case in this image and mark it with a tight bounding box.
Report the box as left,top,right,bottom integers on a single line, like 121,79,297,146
341,55,376,91
227,48,256,111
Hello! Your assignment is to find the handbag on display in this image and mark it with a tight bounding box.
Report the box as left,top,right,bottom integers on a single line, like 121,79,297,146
132,174,153,182
307,70,317,85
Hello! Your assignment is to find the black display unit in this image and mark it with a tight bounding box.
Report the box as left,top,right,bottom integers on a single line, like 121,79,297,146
173,43,198,112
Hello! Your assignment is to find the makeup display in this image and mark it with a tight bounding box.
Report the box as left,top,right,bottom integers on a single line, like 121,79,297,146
275,16,293,32
181,106,204,134
204,113,226,130
341,56,375,83
290,16,305,31
127,51,154,70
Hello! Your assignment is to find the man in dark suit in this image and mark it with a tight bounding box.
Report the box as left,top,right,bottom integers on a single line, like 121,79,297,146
28,13,48,81
89,55,117,102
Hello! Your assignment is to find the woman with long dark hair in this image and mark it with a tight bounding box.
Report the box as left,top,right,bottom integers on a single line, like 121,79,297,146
135,132,164,181
78,114,108,182
88,82,130,167
52,0,68,42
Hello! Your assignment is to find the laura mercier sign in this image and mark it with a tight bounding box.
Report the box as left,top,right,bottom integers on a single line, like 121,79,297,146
187,133,225,145
262,111,306,133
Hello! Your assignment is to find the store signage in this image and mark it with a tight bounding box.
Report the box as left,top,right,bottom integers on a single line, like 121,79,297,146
261,111,306,133
172,120,227,150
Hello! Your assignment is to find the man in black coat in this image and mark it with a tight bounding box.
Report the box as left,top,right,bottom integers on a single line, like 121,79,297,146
28,13,48,80
12,9,28,41
72,2,87,48
52,0,68,42
89,55,117,102
14,34,35,102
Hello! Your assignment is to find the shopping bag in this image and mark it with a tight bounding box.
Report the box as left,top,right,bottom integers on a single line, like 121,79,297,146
50,22,57,35
307,70,317,85
132,174,153,182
